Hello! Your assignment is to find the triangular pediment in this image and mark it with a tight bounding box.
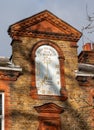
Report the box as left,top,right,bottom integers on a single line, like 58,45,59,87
8,10,82,42
26,20,63,34
34,103,64,114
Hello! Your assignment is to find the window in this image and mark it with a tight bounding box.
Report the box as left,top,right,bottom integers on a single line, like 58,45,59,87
0,93,4,130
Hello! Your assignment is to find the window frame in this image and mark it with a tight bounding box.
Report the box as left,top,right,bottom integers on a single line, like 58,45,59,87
0,92,4,130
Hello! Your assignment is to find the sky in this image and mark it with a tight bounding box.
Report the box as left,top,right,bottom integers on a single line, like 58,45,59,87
0,0,94,57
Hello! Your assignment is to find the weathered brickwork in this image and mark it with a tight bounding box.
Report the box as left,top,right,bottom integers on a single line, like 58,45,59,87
1,10,93,130
9,37,92,130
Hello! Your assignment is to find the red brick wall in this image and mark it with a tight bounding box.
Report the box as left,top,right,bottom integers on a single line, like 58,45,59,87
0,80,11,130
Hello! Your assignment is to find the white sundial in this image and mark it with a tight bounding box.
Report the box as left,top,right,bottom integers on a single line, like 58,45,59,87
35,45,61,96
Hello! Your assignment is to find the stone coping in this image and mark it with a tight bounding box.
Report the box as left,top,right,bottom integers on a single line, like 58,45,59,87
0,57,22,72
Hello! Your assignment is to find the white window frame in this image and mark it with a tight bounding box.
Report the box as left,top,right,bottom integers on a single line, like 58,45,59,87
0,93,4,130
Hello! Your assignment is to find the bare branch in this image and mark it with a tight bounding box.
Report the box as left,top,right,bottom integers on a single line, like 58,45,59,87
86,3,94,22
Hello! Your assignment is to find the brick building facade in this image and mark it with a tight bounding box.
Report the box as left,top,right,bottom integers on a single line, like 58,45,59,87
0,10,94,130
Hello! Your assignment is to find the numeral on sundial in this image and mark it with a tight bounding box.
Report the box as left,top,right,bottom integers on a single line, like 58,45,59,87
55,65,59,68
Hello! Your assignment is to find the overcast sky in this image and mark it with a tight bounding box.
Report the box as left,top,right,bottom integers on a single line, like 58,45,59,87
0,0,94,57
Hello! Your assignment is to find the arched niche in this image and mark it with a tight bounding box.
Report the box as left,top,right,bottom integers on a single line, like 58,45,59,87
31,40,67,101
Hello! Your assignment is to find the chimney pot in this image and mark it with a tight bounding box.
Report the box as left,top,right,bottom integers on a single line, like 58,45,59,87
83,43,91,51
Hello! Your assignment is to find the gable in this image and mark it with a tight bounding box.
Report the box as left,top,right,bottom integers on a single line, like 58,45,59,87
8,10,82,42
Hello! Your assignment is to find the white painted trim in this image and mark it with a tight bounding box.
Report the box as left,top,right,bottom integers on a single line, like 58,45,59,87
76,73,94,77
78,63,94,72
0,93,4,130
0,66,22,71
75,70,94,77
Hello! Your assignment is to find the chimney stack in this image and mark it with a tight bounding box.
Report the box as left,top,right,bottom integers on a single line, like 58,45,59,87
83,43,92,51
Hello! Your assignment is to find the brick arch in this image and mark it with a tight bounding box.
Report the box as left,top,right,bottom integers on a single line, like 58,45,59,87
31,40,65,59
30,40,68,101
0,81,10,130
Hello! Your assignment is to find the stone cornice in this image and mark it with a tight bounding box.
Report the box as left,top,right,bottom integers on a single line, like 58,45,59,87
10,30,80,42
